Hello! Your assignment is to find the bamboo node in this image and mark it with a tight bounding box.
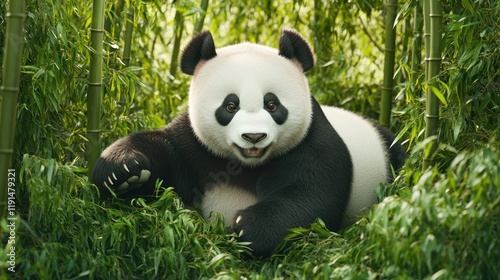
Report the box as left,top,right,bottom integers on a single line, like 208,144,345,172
425,114,439,119
88,82,103,86
87,129,102,133
0,149,14,154
6,12,26,18
1,86,20,92
90,28,105,33
384,48,396,52
380,86,394,91
425,57,442,61
429,13,443,18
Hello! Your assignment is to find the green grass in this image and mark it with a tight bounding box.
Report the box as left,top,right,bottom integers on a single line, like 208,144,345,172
1,145,498,279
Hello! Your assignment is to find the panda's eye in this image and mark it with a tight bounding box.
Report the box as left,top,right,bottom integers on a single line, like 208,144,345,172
266,101,277,112
226,102,238,113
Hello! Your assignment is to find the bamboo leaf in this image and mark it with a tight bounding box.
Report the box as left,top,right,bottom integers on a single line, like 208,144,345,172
430,85,448,106
461,0,474,13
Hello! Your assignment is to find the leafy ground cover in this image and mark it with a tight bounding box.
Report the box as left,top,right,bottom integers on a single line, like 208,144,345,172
0,144,498,279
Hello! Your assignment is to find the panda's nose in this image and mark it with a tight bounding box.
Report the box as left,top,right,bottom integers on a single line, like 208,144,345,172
241,133,267,144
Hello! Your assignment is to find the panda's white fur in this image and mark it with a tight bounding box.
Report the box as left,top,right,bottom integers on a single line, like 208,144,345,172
188,43,312,167
320,106,388,219
200,184,258,225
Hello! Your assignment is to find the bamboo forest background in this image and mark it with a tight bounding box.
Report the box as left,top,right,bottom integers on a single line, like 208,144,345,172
0,0,499,278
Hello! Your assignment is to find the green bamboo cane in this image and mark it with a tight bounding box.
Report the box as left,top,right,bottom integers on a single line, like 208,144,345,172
422,0,431,167
423,0,442,169
0,0,25,219
169,10,184,77
123,7,134,67
87,0,106,179
411,1,423,85
379,0,398,127
423,0,431,80
104,0,125,42
113,0,125,43
193,0,209,35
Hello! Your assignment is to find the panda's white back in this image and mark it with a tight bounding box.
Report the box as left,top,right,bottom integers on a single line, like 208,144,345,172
320,105,389,220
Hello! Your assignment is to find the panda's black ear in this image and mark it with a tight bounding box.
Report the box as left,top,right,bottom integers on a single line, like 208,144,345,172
278,29,315,72
180,31,217,75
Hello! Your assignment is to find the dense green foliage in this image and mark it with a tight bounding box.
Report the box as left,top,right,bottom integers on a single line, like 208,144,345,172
0,0,498,278
1,144,498,279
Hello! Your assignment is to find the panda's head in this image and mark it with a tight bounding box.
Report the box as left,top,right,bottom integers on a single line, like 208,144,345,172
181,29,315,166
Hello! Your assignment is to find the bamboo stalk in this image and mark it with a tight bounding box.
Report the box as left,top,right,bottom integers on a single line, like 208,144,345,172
423,0,431,80
193,0,209,35
411,1,423,85
169,10,184,77
379,0,398,127
423,0,442,169
113,0,125,42
87,0,106,179
123,7,134,67
0,0,25,218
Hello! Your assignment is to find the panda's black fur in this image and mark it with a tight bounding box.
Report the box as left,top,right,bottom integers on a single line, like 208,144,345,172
92,29,406,257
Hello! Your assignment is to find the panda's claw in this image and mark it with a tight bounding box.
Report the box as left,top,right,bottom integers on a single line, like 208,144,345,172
123,163,130,172
112,172,118,180
107,176,114,186
235,215,242,224
238,229,244,237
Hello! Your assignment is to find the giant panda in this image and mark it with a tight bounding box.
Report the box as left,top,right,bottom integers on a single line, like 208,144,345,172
92,29,406,257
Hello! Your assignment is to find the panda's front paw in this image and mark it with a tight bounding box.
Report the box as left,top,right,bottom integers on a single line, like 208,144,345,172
232,209,282,257
92,150,151,196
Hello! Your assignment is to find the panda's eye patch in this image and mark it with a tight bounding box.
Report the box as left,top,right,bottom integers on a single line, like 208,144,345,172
263,92,288,125
215,93,240,126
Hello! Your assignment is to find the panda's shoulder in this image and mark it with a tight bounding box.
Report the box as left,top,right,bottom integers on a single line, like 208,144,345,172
159,111,204,153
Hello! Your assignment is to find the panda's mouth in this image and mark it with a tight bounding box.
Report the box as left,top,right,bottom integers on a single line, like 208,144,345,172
236,145,268,158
